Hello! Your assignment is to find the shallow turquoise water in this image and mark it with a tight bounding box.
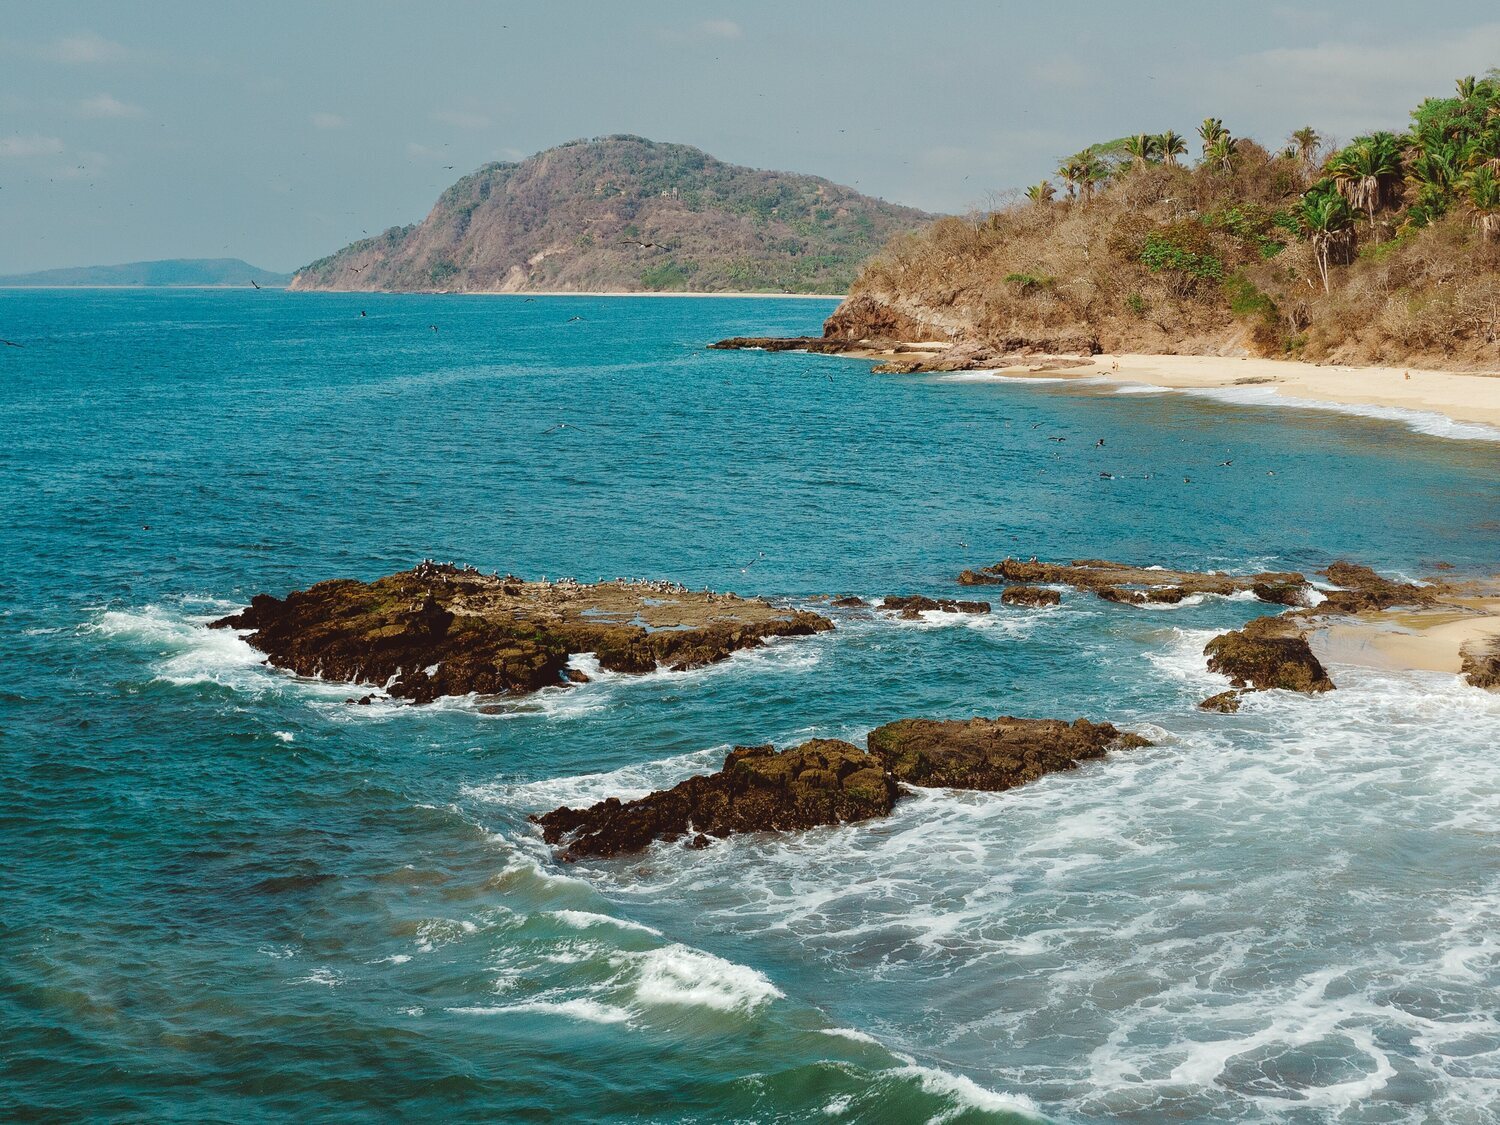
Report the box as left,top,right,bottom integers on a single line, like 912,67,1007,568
2,290,1498,1123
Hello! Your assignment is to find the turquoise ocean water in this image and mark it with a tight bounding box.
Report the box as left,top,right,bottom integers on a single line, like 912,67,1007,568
2,290,1498,1122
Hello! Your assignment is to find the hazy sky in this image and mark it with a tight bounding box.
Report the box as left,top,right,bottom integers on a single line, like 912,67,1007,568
3,1,1497,273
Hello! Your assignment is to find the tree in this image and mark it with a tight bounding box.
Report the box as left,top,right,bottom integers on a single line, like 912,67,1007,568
1298,185,1357,293
1462,165,1500,242
1025,180,1057,204
1204,134,1237,173
1123,133,1157,170
1291,127,1321,164
1457,75,1478,101
1328,132,1403,235
1198,117,1228,157
1056,157,1085,200
1075,155,1108,203
1155,130,1187,167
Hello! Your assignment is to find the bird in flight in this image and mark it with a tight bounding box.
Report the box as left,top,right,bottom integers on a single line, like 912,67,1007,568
1095,438,1105,447
360,310,367,317
249,279,261,289
1218,459,1234,467
740,551,766,573
567,315,584,322
349,265,366,274
1048,436,1067,443
541,422,581,435
2,339,24,348
619,239,655,249
429,325,438,332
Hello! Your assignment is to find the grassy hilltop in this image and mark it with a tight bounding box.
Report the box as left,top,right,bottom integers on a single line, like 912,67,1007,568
291,136,931,295
839,73,1500,369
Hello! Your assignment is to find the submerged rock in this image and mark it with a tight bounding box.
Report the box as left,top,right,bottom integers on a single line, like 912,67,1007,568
1000,585,1061,607
960,557,1309,606
880,595,991,619
1199,690,1243,713
533,740,898,861
1203,617,1334,693
867,716,1150,791
210,563,831,703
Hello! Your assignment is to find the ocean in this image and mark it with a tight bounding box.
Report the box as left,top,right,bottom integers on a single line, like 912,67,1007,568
2,289,1498,1123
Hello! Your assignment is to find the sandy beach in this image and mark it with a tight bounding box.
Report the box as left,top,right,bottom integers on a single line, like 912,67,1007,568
1315,595,1500,678
1091,353,1500,430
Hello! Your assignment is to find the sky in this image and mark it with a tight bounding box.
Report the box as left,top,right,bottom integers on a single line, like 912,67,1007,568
2,0,1498,274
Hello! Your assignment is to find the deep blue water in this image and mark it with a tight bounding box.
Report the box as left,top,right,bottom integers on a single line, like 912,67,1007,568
2,290,1498,1123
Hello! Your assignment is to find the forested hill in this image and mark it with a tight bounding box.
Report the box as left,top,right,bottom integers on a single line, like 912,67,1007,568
290,136,932,294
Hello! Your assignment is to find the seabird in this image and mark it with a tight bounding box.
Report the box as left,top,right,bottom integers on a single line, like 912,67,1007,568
1099,472,1115,479
1095,438,1105,447
541,423,580,435
360,310,367,317
429,325,438,332
567,315,584,322
1218,459,1234,466
249,279,261,289
1,339,23,348
619,239,656,249
1048,436,1067,442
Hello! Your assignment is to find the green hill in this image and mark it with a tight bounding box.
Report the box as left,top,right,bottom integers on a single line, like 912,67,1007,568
290,136,932,294
0,259,290,287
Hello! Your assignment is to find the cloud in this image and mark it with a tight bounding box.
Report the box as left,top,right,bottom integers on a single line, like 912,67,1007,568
42,32,126,64
1196,21,1500,140
657,19,744,44
0,135,65,158
310,112,348,129
76,94,143,119
432,109,491,130
406,142,447,161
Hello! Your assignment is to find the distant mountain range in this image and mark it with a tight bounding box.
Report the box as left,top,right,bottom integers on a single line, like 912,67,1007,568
290,136,932,294
0,259,291,288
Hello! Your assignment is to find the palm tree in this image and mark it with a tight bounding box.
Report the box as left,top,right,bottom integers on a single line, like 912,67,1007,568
1056,158,1084,200
1075,155,1108,204
1205,134,1237,173
1123,133,1157,170
1025,180,1057,204
1290,127,1321,165
1328,132,1403,235
1462,165,1500,242
1198,117,1228,157
1154,130,1187,167
1297,185,1357,293
1457,75,1478,101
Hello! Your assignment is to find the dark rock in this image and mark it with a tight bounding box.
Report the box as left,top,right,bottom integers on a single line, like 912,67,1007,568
533,739,898,861
211,565,832,704
960,557,1308,606
1199,690,1243,713
867,716,1151,792
1317,561,1433,613
830,595,868,608
1203,617,1334,693
881,595,991,619
1460,638,1500,689
1000,585,1061,607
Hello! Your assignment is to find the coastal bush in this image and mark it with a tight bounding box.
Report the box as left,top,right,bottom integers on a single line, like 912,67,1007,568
844,72,1500,368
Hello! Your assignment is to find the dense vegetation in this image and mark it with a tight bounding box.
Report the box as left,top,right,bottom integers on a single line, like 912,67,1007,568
292,136,930,294
851,74,1500,369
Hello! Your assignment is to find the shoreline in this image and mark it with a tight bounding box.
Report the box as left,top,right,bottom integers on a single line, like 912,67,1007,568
289,288,846,300
796,342,1500,437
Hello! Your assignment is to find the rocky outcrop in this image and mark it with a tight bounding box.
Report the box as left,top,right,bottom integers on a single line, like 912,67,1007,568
1460,638,1500,689
211,563,831,703
880,595,990,619
821,294,929,343
1317,562,1433,613
535,715,1151,859
1199,690,1243,713
960,557,1310,606
867,716,1150,792
707,336,859,355
534,740,899,861
1203,616,1334,694
1000,585,1061,607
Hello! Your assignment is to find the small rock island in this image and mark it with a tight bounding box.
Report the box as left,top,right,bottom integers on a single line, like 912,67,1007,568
211,561,832,703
